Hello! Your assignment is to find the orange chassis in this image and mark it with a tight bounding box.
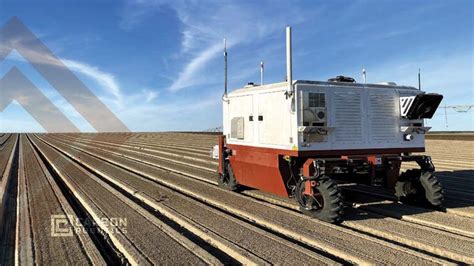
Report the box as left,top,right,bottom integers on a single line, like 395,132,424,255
218,135,433,198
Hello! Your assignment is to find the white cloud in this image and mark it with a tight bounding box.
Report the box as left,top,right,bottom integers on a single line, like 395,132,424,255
61,59,123,105
141,88,159,102
168,43,222,92
120,0,303,92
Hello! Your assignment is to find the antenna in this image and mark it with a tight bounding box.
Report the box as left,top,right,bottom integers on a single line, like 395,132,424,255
286,26,293,96
362,68,367,83
260,61,264,85
223,38,228,98
418,68,421,90
444,102,448,128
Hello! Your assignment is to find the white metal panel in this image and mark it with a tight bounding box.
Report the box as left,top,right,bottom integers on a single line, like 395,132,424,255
332,90,364,144
257,91,292,146
368,90,399,143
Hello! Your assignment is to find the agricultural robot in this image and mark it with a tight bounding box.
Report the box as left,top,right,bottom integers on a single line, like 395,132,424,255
213,27,444,223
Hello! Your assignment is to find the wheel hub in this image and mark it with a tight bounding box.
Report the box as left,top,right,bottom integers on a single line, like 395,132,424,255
299,182,324,211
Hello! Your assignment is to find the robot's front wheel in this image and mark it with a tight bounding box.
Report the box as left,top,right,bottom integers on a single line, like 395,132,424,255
395,169,444,207
296,175,344,224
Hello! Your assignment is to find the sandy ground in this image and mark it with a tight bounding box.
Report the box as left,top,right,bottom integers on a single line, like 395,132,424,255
0,132,472,264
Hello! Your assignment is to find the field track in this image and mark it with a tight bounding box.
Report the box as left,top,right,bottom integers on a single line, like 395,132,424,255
0,133,472,265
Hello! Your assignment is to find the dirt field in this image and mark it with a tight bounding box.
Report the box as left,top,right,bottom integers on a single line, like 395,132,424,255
0,133,472,264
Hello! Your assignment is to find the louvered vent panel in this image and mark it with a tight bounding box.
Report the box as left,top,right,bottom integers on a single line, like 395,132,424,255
333,92,363,143
369,92,398,143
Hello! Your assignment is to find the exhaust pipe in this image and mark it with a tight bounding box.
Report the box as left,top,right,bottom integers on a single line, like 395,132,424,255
223,38,228,98
286,26,293,95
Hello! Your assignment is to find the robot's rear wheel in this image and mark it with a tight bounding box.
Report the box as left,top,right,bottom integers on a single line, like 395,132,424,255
218,161,240,191
395,169,444,207
296,176,344,224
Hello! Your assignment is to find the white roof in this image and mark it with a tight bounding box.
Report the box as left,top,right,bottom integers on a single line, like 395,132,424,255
228,80,418,96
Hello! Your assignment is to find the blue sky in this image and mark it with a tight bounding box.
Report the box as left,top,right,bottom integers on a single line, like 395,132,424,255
0,0,472,132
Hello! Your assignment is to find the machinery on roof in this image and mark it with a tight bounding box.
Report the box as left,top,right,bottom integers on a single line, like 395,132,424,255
212,27,443,223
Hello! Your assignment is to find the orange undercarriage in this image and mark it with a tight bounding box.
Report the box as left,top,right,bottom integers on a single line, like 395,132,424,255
219,136,424,197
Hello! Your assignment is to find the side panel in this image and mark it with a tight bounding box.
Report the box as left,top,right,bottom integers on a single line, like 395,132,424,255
228,144,289,197
295,83,427,151
257,91,292,146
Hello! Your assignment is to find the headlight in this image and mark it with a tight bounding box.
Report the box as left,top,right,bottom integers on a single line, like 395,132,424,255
404,134,414,141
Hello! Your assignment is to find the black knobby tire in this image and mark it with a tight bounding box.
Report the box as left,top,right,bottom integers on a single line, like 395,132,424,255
296,176,344,224
395,169,444,207
419,171,444,206
218,161,240,191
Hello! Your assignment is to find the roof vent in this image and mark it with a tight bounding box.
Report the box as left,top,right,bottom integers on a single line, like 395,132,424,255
244,82,257,88
377,82,397,86
328,76,355,83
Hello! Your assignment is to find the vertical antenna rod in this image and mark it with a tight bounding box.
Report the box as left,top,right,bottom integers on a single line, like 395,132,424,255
286,26,293,95
362,68,367,83
224,38,228,97
260,61,264,85
418,68,421,90
444,103,448,128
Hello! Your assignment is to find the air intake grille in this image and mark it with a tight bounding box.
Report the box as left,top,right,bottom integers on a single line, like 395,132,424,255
333,91,363,143
369,92,398,143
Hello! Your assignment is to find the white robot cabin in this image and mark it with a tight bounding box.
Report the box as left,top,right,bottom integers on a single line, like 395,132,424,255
215,27,443,223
